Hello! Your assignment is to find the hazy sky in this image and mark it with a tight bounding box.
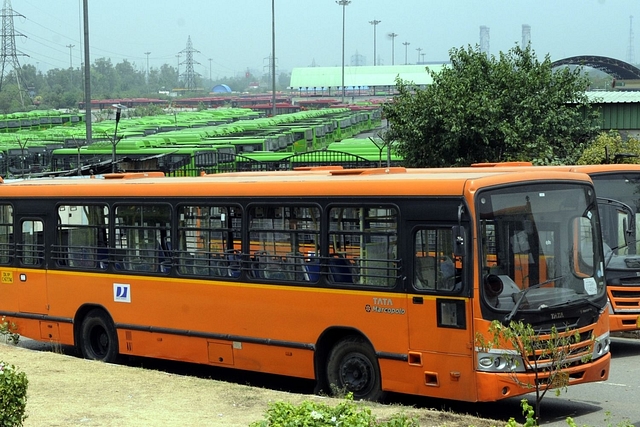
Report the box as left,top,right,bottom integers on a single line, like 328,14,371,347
11,0,640,79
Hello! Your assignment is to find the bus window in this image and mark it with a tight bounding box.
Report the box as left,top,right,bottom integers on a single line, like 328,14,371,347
248,205,320,281
413,228,460,291
19,220,44,266
115,204,171,273
55,204,109,269
0,204,13,265
328,206,399,287
177,205,242,277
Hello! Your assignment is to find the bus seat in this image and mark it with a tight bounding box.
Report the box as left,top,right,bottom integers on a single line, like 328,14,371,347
329,255,354,283
304,257,320,282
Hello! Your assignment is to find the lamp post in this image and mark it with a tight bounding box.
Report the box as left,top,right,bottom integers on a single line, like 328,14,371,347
369,19,381,66
388,32,398,65
271,0,277,116
336,0,351,103
402,41,410,65
111,104,126,173
416,47,422,64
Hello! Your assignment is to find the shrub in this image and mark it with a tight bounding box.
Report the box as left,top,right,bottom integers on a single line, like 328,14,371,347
250,393,418,427
0,316,20,345
0,362,28,427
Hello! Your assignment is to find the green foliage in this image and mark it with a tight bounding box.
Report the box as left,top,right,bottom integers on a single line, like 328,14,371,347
250,394,418,427
383,44,599,167
0,362,28,427
0,316,19,345
577,130,640,165
476,320,592,424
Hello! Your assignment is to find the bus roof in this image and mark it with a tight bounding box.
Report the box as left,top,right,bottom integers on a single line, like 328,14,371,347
0,167,593,198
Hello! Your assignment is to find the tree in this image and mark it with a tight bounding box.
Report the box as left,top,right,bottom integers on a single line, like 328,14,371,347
578,130,640,165
383,44,600,167
476,320,594,424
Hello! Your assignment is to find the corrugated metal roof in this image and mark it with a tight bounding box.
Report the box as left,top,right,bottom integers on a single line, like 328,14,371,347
289,64,444,88
586,91,640,103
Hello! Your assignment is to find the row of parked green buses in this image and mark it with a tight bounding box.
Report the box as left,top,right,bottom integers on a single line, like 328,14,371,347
0,106,384,177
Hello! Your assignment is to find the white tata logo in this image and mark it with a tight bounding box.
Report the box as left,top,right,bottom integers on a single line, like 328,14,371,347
113,283,131,303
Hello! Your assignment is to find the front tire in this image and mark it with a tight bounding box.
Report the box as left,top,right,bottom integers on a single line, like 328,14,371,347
326,336,384,401
79,309,119,363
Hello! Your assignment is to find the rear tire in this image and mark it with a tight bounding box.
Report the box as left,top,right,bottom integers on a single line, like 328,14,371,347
79,309,119,363
326,336,384,401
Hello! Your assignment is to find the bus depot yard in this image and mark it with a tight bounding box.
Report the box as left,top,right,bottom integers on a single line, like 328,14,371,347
0,105,390,178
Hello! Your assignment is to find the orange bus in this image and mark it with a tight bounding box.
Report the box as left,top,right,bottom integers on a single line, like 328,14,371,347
0,167,610,402
466,163,640,333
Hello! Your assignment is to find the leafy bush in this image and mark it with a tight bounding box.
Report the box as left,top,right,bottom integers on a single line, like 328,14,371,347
250,394,418,427
0,362,28,427
0,316,20,345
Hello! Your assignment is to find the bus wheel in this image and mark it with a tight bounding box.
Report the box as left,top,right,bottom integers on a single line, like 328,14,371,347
326,336,384,401
79,309,119,363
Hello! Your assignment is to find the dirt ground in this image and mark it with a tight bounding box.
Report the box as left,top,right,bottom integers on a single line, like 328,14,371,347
0,341,502,427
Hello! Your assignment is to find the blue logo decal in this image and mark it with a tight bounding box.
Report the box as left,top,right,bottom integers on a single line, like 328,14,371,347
114,283,131,303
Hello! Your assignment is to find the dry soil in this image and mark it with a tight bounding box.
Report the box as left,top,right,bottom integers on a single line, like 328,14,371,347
0,341,503,427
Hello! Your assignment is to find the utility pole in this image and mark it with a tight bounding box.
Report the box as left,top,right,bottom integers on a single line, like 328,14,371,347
208,58,212,83
402,41,410,65
388,32,398,66
416,47,422,64
369,19,381,66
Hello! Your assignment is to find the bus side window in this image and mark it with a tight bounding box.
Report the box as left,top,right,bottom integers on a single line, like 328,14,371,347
414,228,460,292
115,204,171,274
19,220,44,267
56,204,109,270
0,204,13,265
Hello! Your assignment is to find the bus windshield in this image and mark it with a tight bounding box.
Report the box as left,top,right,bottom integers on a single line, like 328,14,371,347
591,173,640,263
478,182,606,318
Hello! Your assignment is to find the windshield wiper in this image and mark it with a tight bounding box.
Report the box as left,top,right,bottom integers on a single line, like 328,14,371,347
504,276,564,323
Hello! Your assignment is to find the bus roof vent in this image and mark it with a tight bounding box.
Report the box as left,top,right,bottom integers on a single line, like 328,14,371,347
471,162,533,167
102,172,165,180
329,167,407,176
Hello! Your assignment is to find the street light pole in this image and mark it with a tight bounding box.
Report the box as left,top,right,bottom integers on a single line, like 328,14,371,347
271,0,277,117
402,41,410,65
369,19,381,66
416,47,422,64
337,0,351,103
388,32,398,66
111,104,125,173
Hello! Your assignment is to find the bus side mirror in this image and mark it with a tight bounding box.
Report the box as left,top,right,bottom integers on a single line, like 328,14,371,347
452,226,466,257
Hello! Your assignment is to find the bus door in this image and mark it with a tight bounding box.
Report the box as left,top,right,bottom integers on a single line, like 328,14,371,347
406,225,476,401
16,217,48,315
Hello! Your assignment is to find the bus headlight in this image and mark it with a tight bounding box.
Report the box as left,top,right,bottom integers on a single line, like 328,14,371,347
477,351,524,372
592,332,610,359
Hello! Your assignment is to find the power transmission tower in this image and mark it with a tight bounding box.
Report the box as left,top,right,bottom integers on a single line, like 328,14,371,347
179,36,200,90
263,54,278,90
0,0,28,107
